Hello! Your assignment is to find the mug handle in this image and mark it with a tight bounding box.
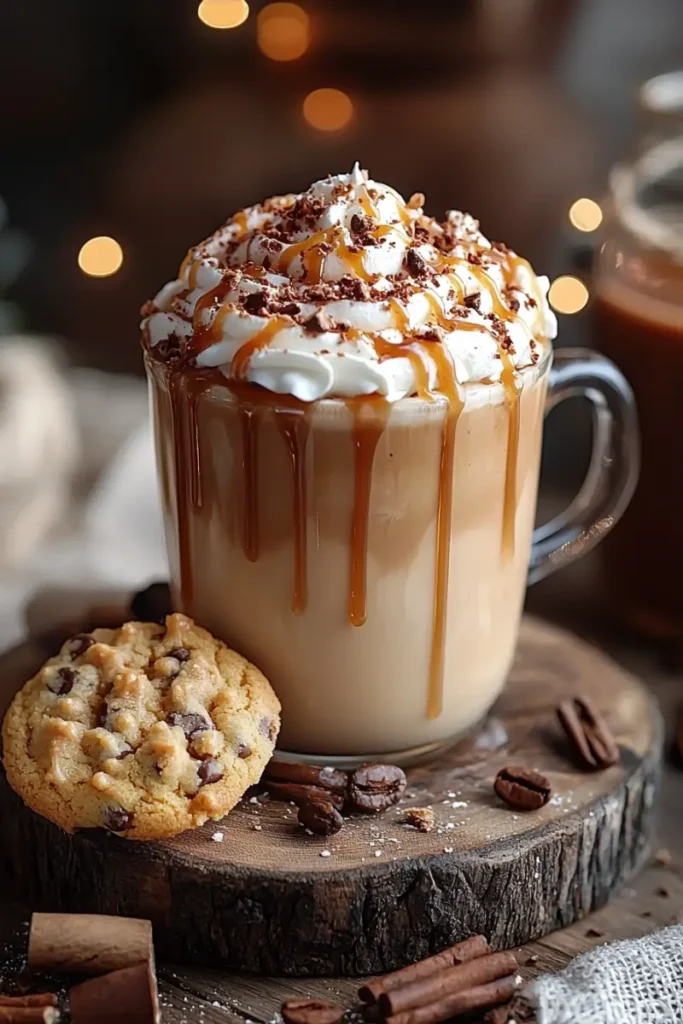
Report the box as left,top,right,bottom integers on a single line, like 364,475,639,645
528,348,640,585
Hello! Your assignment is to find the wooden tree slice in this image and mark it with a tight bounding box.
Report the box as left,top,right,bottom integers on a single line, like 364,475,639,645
0,617,662,977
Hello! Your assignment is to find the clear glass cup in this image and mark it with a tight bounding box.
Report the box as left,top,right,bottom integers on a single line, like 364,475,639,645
595,71,683,638
146,343,638,766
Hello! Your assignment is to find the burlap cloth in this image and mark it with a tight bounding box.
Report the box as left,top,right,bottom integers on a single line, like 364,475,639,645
526,925,683,1023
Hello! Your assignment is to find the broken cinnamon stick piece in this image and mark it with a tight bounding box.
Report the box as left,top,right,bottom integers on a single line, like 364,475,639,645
28,914,153,976
0,998,58,1009
69,962,159,1024
358,935,490,1004
386,974,522,1024
378,951,518,1016
0,1009,59,1023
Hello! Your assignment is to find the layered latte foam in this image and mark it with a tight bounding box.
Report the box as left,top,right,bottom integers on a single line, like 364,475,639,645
142,167,556,757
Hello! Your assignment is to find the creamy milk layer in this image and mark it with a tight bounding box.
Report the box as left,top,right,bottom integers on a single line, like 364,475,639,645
142,165,557,402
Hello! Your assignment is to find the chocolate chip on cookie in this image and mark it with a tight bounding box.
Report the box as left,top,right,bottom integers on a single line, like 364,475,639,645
47,667,76,695
167,647,190,663
198,759,224,786
167,712,211,740
67,634,95,658
104,807,133,833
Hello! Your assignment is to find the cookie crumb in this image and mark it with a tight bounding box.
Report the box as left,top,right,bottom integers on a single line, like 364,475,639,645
320,850,332,858
211,831,224,843
403,807,435,832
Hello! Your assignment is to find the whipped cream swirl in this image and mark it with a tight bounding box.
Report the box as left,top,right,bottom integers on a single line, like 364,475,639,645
142,165,557,401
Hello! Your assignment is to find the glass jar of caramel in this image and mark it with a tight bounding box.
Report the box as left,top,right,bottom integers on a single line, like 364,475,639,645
595,71,683,639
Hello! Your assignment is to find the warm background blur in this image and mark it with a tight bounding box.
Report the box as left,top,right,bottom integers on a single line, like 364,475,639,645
0,0,681,648
1,0,681,374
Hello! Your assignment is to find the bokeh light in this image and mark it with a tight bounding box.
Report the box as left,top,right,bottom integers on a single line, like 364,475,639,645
568,198,603,233
303,88,354,132
77,236,124,278
548,275,590,315
197,0,250,29
257,3,309,61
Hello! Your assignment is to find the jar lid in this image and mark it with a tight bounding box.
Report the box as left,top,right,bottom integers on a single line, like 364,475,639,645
639,70,683,117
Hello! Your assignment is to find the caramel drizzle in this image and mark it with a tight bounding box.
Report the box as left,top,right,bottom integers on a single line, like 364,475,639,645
499,349,521,561
189,275,236,355
243,264,267,279
167,365,221,612
348,396,391,627
359,188,378,218
238,402,260,563
434,256,525,559
277,229,332,280
278,226,380,285
233,210,249,240
425,343,464,719
276,408,311,613
231,316,291,379
505,252,545,336
377,301,466,718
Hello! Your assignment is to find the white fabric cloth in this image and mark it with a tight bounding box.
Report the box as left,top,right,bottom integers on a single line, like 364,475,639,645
0,338,78,570
529,926,683,1024
0,346,158,650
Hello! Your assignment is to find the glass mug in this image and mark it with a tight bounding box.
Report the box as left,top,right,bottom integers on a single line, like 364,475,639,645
146,345,638,765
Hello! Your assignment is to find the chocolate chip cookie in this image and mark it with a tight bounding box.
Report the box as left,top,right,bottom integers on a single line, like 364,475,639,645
2,613,281,839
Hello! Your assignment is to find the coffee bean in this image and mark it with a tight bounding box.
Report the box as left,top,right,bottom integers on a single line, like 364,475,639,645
167,712,210,740
266,782,345,811
104,807,133,833
198,759,224,786
67,633,94,658
167,647,190,663
494,766,551,810
264,760,348,794
130,581,172,623
348,763,407,813
298,798,344,837
281,998,343,1024
47,667,77,695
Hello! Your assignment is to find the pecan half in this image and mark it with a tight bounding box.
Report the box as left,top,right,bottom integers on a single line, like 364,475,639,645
557,696,619,769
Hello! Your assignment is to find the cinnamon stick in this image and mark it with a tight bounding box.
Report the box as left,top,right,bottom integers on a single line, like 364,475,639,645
69,962,159,1024
28,914,153,976
378,951,517,1016
0,999,57,1009
386,974,522,1024
358,935,490,1004
0,1009,59,1023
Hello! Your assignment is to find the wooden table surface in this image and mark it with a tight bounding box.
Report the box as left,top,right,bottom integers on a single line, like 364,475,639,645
1,554,681,1021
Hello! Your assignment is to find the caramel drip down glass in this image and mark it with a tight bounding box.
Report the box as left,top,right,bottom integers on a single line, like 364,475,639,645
146,339,638,765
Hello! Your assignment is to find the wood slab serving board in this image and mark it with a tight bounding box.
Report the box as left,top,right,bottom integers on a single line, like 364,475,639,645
0,616,662,977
